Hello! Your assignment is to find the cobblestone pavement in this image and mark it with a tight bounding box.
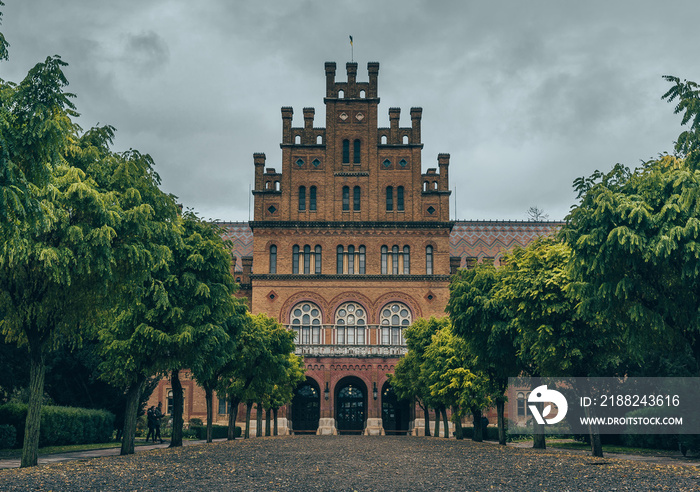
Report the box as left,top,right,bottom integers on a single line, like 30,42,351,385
0,436,698,491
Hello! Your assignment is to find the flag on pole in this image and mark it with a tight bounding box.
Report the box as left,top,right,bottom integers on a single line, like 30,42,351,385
349,35,353,46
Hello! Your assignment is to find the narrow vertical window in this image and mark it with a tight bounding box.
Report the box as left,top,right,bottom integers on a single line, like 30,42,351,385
426,245,433,275
269,245,277,274
298,186,306,211
342,139,350,163
386,186,393,211
359,246,366,274
303,245,311,274
310,186,317,211
353,186,361,211
337,246,344,274
348,245,355,274
315,245,322,274
381,246,388,274
397,186,404,211
403,246,410,274
353,139,361,163
342,186,350,211
392,245,399,275
292,245,300,274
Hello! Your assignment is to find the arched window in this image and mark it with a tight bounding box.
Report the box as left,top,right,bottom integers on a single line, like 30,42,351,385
381,246,388,274
290,302,322,345
336,302,366,345
380,303,411,345
353,186,361,211
337,246,344,274
310,186,317,211
275,181,280,191
292,245,300,274
295,135,301,144
360,89,366,98
392,245,399,275
265,181,271,190
269,245,277,274
381,135,387,144
315,245,322,274
167,390,173,415
403,246,410,274
303,245,311,274
353,139,361,163
433,181,438,190
316,135,323,144
342,139,350,163
338,89,345,99
426,245,433,274
359,246,366,274
402,135,409,144
299,186,306,211
397,186,404,211
517,392,526,416
342,186,350,211
423,181,428,192
386,186,393,211
347,245,355,274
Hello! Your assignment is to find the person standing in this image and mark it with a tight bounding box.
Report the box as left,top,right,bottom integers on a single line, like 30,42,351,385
154,402,164,443
146,406,156,442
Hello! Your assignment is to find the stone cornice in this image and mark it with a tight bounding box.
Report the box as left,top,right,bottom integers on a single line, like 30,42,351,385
251,273,452,282
249,220,455,231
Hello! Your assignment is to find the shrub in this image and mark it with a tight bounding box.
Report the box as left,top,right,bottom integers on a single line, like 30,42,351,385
0,424,17,449
0,403,114,447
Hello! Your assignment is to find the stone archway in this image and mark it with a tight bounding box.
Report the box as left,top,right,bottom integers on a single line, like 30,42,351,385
291,378,321,433
381,382,410,435
335,376,367,434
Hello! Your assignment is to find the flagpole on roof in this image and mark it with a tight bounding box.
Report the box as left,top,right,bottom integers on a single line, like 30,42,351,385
349,35,353,62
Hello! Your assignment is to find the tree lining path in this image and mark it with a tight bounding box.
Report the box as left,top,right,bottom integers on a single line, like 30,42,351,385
1,436,698,491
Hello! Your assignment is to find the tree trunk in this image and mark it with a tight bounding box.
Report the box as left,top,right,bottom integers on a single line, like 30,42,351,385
20,350,46,467
245,401,253,439
265,408,271,436
205,385,213,443
422,405,430,437
584,407,604,457
120,377,145,456
441,406,449,438
452,407,463,440
433,408,439,437
532,401,546,449
227,396,240,440
169,369,184,447
273,408,279,436
472,409,483,442
256,401,263,438
496,399,506,445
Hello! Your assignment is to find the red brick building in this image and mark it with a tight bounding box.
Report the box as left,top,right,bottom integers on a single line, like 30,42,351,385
148,62,562,436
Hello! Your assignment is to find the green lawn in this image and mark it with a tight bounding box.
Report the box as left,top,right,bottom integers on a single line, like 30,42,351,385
546,440,682,456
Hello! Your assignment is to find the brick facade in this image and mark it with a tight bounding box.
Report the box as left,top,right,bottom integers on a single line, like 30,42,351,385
148,62,563,437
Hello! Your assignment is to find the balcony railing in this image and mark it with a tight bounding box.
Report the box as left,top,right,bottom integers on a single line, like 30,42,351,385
295,344,408,358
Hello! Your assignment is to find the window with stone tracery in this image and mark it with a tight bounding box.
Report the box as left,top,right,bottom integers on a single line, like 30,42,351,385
335,302,366,345
380,302,411,346
290,302,322,345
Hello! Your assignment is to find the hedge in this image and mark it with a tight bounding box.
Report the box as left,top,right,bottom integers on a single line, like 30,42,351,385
190,424,241,440
460,426,502,441
0,424,17,449
0,402,114,447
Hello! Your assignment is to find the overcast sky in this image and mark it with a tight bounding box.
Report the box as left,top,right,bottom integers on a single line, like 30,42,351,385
2,1,699,222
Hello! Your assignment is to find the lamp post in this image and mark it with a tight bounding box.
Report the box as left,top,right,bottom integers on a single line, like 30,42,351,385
324,382,330,401
373,382,378,400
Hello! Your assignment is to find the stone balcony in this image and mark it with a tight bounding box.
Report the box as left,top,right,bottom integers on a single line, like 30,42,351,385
294,344,408,358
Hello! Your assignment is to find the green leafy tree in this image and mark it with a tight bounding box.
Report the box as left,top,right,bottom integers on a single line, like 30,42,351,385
218,313,297,439
263,354,305,436
448,263,519,445
422,321,492,441
0,64,117,466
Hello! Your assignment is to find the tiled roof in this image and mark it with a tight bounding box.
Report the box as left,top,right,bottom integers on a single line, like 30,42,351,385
217,220,563,271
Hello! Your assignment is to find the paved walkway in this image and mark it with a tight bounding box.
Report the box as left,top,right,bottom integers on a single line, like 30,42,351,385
0,439,227,469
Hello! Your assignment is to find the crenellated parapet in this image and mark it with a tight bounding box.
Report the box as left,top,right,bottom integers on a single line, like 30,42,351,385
377,106,422,146
324,61,380,101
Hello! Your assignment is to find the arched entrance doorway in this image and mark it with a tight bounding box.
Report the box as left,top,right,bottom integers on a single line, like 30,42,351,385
381,382,410,435
335,377,367,434
291,378,320,433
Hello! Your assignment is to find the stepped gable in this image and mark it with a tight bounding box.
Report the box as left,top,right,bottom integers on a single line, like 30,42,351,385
449,220,563,266
216,222,253,272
